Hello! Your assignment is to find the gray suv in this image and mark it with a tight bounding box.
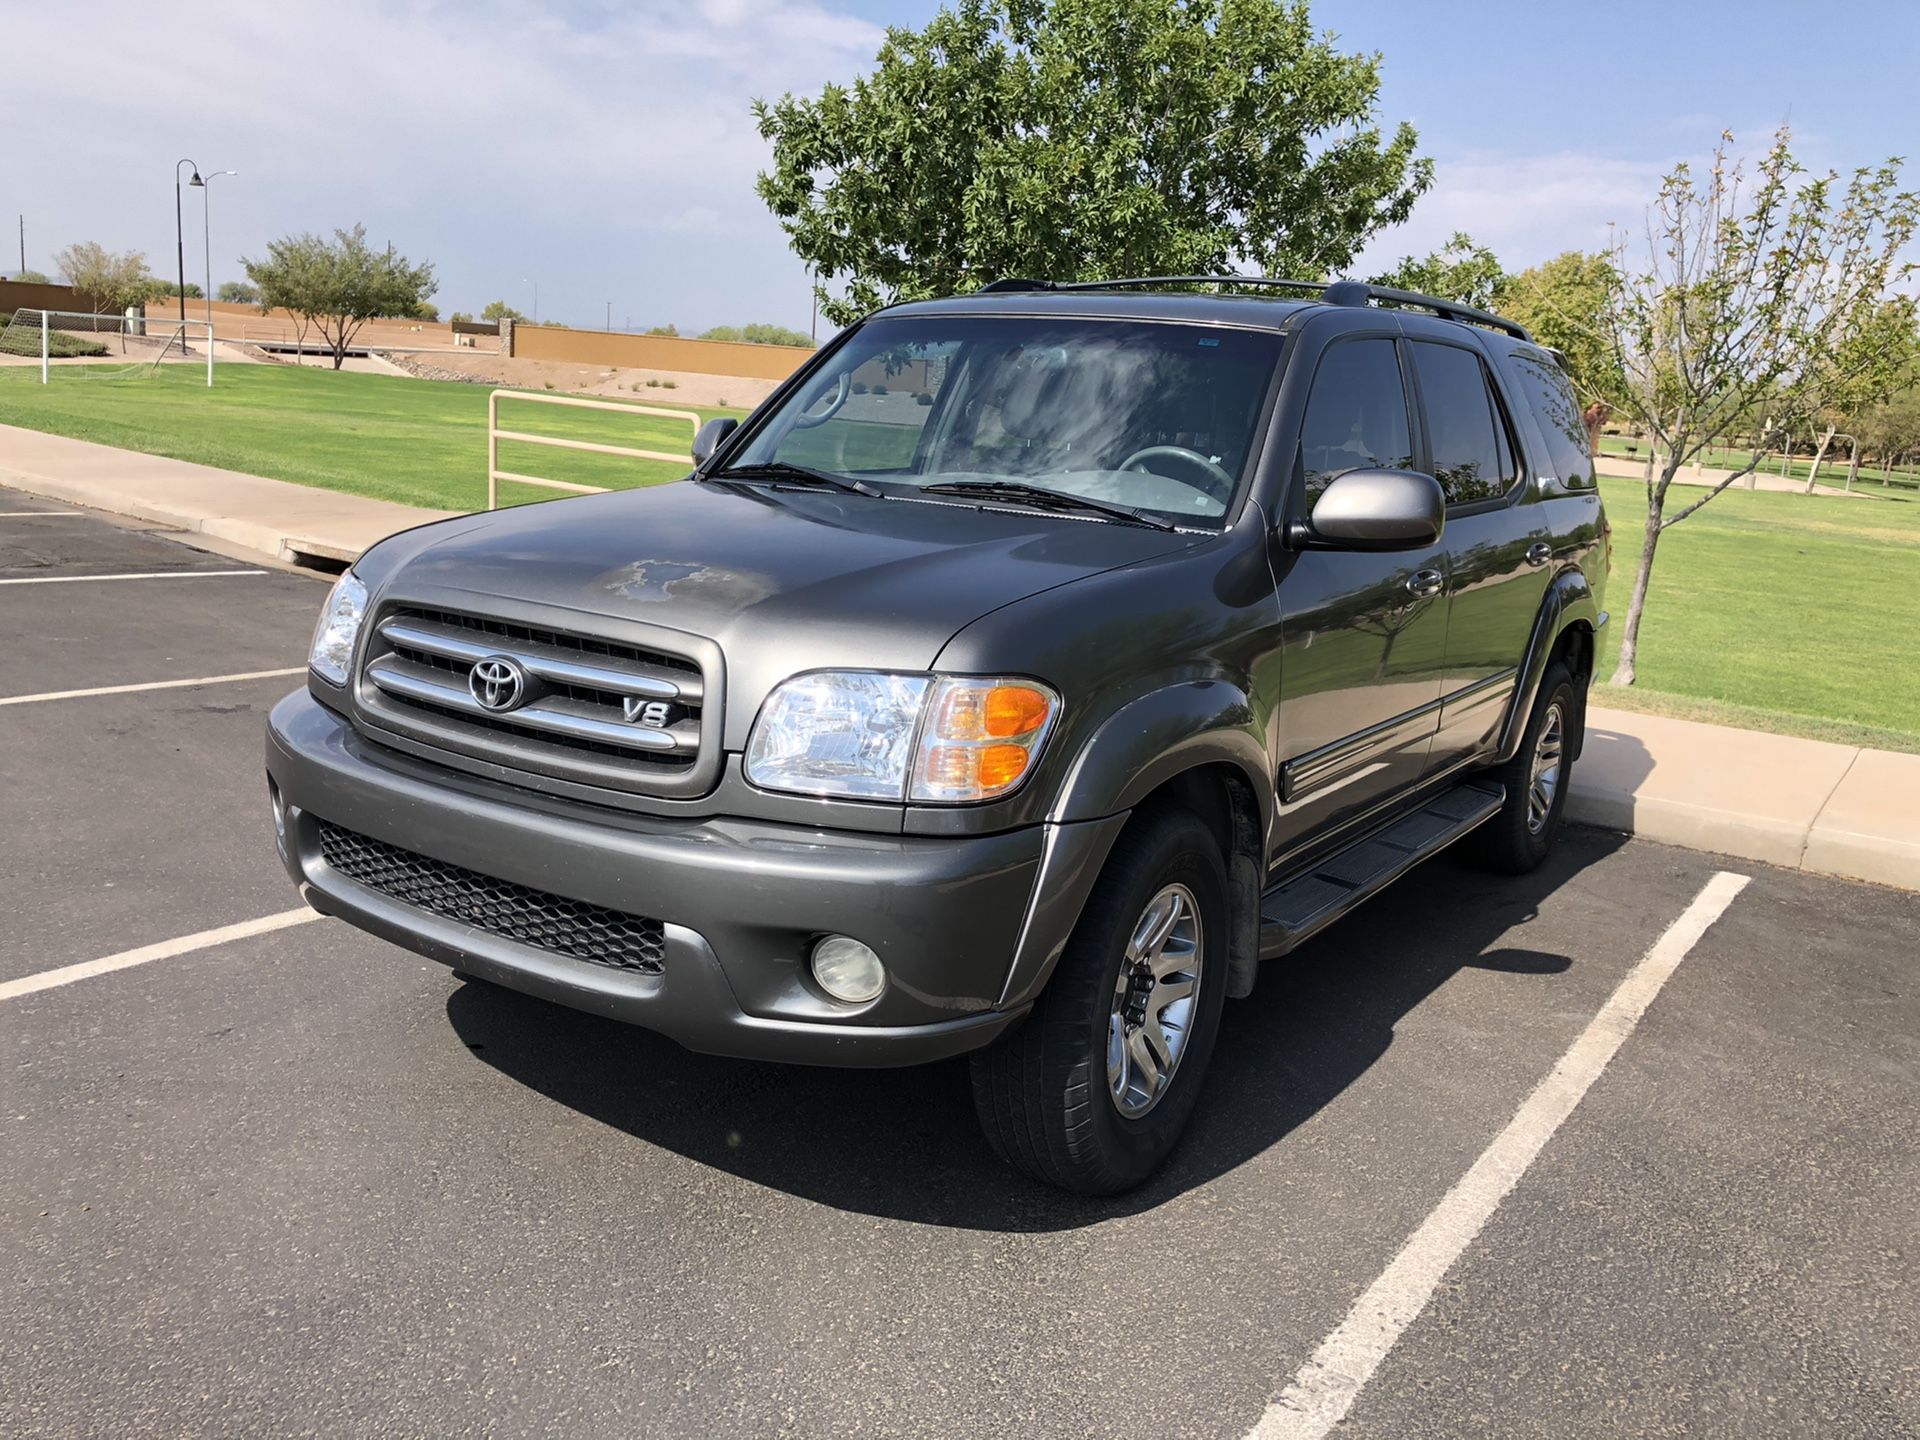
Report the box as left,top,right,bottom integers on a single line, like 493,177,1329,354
267,277,1608,1194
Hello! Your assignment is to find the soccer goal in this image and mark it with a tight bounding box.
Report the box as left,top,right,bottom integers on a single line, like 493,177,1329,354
0,309,216,386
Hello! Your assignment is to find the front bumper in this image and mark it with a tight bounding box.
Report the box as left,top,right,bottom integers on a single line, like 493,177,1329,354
266,690,1074,1066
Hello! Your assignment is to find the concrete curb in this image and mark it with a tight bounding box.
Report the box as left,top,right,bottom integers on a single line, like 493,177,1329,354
0,423,453,568
1571,710,1920,893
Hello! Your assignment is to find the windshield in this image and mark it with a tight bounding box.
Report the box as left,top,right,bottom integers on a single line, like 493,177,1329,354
726,315,1282,529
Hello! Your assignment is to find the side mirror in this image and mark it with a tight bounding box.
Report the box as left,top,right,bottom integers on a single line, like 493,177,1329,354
691,416,739,467
1300,468,1445,550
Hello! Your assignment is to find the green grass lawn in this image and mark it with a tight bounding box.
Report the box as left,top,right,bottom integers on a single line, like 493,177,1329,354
1595,477,1920,750
0,364,1914,750
0,363,745,510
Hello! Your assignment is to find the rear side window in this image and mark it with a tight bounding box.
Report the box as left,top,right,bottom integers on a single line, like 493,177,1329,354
1410,341,1516,505
1297,338,1413,502
1507,348,1595,488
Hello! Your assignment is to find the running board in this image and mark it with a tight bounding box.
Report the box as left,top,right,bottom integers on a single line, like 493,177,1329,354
1259,780,1506,956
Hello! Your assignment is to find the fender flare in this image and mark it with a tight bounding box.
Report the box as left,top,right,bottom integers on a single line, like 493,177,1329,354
1499,566,1602,761
1049,679,1273,834
997,681,1273,1009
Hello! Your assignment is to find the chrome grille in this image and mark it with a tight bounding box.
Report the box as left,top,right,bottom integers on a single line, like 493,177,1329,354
317,819,665,974
356,605,711,793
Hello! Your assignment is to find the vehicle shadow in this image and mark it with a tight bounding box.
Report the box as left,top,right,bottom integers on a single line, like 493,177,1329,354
445,826,1627,1232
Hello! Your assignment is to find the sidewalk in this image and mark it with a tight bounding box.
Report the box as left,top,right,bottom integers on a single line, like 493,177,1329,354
1572,709,1920,891
2,421,1915,893
1593,451,1865,498
0,423,454,564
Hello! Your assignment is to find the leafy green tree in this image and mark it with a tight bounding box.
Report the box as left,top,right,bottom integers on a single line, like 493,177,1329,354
756,0,1431,325
1369,232,1504,310
216,280,260,305
1493,250,1625,408
12,268,49,284
645,323,680,337
1597,129,1918,685
150,280,204,299
242,225,436,370
449,311,474,325
411,301,440,322
481,299,528,324
701,322,813,347
53,241,154,316
1857,382,1920,473
1796,304,1920,489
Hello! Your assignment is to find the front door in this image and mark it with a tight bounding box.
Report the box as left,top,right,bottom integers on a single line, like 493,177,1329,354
1270,333,1451,867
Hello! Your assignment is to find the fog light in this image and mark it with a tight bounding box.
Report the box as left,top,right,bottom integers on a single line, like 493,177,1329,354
268,782,288,856
811,935,885,1004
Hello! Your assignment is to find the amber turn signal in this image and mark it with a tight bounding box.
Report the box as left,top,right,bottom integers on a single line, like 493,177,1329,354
910,677,1060,802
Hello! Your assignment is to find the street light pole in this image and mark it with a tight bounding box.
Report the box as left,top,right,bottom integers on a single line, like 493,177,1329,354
201,170,236,328
175,159,201,335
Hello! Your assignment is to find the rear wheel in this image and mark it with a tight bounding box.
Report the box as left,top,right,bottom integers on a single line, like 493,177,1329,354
970,808,1229,1194
1476,660,1577,874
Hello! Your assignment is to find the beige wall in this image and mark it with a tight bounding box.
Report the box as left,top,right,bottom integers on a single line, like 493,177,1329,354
512,324,811,382
0,279,83,314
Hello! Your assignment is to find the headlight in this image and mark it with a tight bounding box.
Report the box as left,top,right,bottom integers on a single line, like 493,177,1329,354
308,570,368,686
745,671,1059,804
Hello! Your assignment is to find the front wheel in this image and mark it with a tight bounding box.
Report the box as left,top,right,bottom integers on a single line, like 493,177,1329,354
970,808,1229,1194
1476,660,1577,874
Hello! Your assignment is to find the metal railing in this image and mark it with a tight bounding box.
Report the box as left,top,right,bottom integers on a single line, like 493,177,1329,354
486,389,700,510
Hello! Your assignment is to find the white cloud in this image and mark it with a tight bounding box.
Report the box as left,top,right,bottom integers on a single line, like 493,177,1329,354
0,0,885,328
1355,148,1671,275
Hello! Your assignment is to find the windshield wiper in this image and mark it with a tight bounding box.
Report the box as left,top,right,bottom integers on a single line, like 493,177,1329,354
917,480,1175,531
706,461,883,497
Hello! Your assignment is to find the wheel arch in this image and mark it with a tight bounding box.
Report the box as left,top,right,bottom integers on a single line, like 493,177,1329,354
1000,683,1275,1009
1498,567,1600,763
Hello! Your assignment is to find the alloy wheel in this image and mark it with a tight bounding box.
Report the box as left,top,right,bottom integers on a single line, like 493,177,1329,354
1107,882,1204,1118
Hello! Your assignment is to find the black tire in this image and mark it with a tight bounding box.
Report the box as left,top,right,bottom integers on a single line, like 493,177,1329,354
970,807,1229,1195
1476,660,1577,874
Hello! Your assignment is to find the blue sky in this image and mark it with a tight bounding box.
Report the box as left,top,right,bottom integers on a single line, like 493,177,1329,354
5,0,1914,333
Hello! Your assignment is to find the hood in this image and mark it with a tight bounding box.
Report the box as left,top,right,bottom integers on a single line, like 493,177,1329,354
370,480,1200,746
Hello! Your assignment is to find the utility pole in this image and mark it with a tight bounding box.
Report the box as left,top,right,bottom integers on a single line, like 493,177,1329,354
606,301,611,333
17,214,23,277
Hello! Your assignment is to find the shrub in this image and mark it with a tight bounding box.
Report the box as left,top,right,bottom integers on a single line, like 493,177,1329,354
872,384,888,395
914,391,934,405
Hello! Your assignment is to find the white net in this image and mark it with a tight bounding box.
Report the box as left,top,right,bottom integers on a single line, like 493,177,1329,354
0,309,215,382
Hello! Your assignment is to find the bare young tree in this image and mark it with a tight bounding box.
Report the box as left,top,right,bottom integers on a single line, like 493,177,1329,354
1594,130,1917,685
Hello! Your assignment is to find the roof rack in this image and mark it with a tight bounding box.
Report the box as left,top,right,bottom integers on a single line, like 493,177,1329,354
973,274,1534,342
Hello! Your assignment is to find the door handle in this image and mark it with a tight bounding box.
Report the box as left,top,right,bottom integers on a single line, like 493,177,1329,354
1405,568,1444,599
1525,542,1553,568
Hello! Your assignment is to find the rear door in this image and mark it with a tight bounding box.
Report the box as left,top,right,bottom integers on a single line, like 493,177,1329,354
1405,335,1553,765
1269,325,1451,864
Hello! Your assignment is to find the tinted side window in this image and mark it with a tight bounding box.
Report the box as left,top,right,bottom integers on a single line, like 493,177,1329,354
1507,347,1595,488
1298,339,1412,502
1411,341,1514,505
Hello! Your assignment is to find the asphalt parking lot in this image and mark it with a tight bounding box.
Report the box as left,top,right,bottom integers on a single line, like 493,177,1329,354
4,490,1917,1439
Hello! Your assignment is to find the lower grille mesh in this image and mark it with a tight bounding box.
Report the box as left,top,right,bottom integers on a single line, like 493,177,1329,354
317,820,665,975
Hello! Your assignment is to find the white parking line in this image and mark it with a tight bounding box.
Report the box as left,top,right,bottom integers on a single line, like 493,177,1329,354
0,909,325,1004
1248,869,1751,1440
0,569,266,585
0,668,305,707
0,511,78,518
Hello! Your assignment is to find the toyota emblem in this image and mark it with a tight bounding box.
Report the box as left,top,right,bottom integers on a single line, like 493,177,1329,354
469,655,528,712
